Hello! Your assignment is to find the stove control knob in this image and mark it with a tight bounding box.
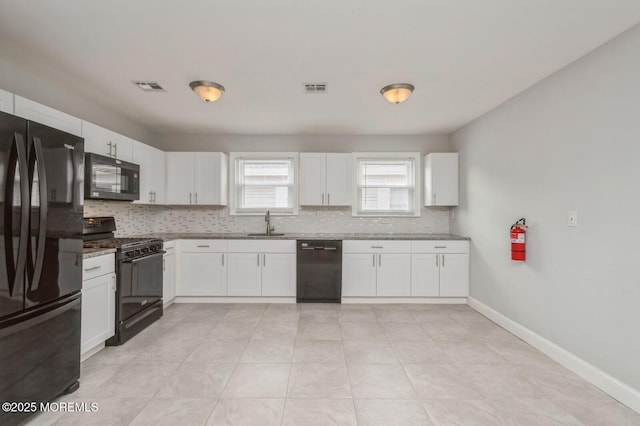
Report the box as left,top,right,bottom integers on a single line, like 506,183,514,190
126,252,133,257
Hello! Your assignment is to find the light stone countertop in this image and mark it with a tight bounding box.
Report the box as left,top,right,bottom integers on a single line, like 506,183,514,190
83,248,117,259
131,232,470,242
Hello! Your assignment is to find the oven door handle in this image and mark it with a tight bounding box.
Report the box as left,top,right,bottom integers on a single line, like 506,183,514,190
122,251,166,264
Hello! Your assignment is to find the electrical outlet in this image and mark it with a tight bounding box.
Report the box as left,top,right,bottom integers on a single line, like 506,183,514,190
568,211,578,227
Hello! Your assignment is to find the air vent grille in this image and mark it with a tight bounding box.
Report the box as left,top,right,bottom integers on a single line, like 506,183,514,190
133,81,166,92
303,82,328,94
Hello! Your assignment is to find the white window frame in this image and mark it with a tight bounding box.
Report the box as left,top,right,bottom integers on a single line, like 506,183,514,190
351,152,421,217
229,152,299,215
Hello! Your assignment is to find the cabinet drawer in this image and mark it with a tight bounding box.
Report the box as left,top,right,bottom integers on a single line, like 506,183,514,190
227,239,295,253
82,254,115,281
163,240,177,253
179,239,228,252
411,240,469,253
343,240,411,254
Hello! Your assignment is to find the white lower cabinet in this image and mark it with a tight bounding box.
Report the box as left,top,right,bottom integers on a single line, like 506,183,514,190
342,241,411,297
81,254,115,355
163,241,177,305
261,253,296,296
227,240,296,297
226,253,261,296
177,240,227,296
411,241,469,297
342,253,377,296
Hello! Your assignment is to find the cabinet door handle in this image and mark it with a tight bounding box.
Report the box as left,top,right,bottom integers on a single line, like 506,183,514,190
327,193,330,205
378,254,381,267
84,265,101,272
197,245,210,248
434,246,447,249
442,254,445,267
189,193,192,204
222,254,224,266
114,143,118,159
195,193,198,204
107,141,113,157
163,258,166,271
373,254,375,267
322,193,324,205
371,246,383,249
152,191,156,203
149,191,153,203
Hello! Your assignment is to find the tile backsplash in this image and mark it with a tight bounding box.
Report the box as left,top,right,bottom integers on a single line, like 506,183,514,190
84,201,160,236
84,201,450,236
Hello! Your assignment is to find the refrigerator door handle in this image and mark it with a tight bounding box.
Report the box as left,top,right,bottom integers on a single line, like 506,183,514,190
4,132,30,296
27,137,48,295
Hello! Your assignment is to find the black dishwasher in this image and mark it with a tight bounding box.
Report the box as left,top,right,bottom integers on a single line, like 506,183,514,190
296,240,342,303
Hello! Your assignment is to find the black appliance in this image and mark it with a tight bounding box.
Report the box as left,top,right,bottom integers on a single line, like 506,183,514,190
296,240,342,303
84,153,140,201
82,217,163,345
0,111,84,426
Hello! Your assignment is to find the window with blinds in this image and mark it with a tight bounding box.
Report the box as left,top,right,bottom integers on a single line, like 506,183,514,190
354,155,419,216
231,154,298,214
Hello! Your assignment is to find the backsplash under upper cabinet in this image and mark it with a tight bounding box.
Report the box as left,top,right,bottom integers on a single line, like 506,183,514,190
84,201,450,236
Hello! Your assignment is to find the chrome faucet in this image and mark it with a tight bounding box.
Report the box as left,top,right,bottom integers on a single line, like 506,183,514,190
265,209,274,236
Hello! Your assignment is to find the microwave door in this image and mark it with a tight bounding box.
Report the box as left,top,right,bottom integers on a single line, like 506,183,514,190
93,163,121,194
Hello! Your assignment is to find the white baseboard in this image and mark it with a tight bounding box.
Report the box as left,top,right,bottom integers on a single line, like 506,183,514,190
342,297,467,304
80,342,105,363
174,296,296,304
468,297,640,414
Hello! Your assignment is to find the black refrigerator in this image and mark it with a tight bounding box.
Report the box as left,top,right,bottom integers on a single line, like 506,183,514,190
0,110,84,426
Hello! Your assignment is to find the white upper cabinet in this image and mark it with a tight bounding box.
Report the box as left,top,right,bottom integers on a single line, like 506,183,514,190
82,121,133,161
0,89,14,114
299,153,351,206
424,152,458,206
166,152,228,205
133,141,166,204
195,153,228,205
14,96,82,136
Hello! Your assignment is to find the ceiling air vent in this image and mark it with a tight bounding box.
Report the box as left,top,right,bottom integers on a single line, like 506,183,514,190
132,81,166,92
303,82,328,94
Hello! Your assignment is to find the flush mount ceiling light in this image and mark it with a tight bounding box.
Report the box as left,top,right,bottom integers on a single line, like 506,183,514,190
189,80,225,102
380,83,415,104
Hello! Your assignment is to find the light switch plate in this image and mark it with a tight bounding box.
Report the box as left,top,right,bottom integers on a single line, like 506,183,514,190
568,211,578,227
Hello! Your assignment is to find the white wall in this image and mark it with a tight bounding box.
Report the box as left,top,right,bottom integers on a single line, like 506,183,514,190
0,40,153,143
153,133,450,154
451,24,640,392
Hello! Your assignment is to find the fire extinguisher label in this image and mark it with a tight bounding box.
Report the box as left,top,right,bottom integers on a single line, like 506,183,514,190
511,234,525,243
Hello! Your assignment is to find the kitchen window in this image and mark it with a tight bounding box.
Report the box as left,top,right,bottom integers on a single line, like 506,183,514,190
230,152,298,215
353,153,421,217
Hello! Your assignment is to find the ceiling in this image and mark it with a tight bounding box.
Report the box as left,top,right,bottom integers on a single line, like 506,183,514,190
0,0,639,136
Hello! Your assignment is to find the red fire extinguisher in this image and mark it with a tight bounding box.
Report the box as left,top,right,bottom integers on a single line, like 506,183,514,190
510,218,526,261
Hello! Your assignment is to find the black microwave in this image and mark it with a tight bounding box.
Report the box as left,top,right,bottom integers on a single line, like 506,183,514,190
85,153,140,201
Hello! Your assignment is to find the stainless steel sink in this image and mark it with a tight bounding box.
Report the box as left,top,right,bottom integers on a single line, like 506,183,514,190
246,233,285,237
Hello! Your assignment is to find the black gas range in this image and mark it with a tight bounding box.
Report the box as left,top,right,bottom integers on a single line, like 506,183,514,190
83,217,164,345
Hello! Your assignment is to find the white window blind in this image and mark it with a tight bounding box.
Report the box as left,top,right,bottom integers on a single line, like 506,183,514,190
356,157,416,215
234,157,296,214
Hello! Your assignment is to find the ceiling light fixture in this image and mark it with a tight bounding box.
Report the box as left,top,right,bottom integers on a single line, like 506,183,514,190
380,83,414,104
189,80,225,102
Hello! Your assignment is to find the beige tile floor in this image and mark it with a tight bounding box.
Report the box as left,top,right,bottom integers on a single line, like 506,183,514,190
26,303,640,425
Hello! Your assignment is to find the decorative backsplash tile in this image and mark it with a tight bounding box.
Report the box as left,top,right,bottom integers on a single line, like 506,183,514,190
84,201,450,236
84,200,160,236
